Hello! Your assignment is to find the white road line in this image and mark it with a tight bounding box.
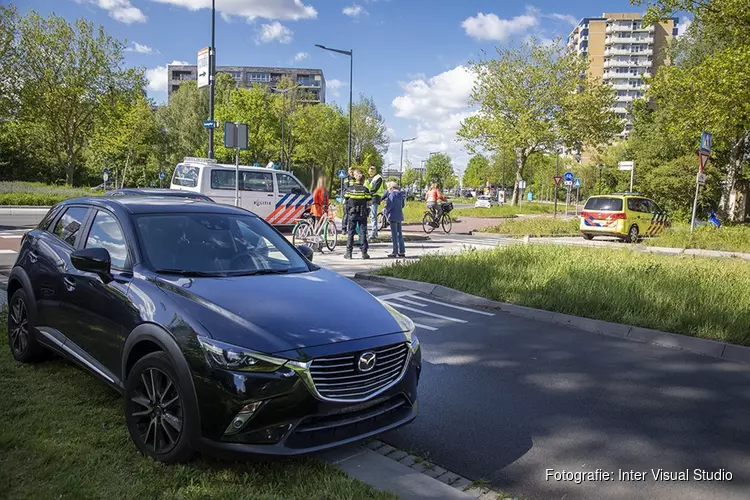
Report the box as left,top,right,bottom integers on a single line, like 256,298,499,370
383,301,467,323
0,235,23,239
390,297,427,307
413,322,437,331
410,295,495,316
0,250,17,254
375,290,419,301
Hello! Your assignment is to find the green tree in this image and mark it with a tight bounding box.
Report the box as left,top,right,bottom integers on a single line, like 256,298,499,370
357,143,384,172
293,103,348,192
4,10,145,185
351,95,388,164
425,153,455,188
458,38,620,205
463,154,490,188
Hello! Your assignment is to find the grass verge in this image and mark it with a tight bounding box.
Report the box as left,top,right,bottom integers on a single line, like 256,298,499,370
0,181,99,206
0,309,394,500
453,202,561,219
478,217,580,237
644,224,750,254
377,245,750,346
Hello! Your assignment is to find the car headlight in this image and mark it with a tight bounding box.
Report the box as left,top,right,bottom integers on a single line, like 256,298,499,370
409,333,420,353
197,336,288,372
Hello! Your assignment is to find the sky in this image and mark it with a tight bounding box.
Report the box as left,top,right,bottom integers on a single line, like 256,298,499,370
14,0,689,175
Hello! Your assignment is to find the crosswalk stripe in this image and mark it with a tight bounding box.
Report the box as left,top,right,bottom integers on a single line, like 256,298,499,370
383,300,467,323
389,297,427,307
409,295,495,316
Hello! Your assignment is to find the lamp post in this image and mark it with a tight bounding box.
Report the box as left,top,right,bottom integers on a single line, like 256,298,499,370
315,44,353,172
399,137,416,179
274,85,302,171
208,0,216,159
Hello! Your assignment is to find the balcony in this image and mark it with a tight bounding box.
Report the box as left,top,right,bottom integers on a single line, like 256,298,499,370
605,48,632,56
609,24,633,32
612,83,637,90
642,71,652,78
631,48,653,56
612,106,629,114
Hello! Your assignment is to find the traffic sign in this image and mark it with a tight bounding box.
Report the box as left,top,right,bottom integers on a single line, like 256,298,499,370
698,151,710,172
197,47,210,88
517,180,526,190
697,172,706,185
564,180,573,186
618,161,634,171
203,120,217,129
553,175,562,186
102,168,109,182
158,171,167,181
338,169,347,179
564,171,574,182
700,131,712,155
574,178,581,188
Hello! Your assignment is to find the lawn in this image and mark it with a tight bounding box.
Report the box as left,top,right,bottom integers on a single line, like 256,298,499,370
0,310,393,500
377,245,750,346
645,224,750,254
478,217,580,237
452,202,561,219
0,181,100,206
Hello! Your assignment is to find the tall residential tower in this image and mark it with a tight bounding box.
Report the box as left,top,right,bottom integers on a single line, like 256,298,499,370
568,13,678,138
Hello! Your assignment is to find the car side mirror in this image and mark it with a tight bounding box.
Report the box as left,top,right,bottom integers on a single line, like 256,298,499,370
297,245,314,262
71,248,113,283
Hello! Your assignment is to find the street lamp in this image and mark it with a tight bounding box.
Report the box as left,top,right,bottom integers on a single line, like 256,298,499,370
315,44,353,172
273,85,302,171
399,137,416,177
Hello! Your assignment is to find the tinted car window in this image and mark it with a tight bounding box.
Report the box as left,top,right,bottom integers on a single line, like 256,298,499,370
135,212,308,275
84,211,128,268
211,170,236,190
276,173,306,195
584,197,623,211
38,205,64,231
628,198,649,212
53,207,89,246
242,172,273,192
172,164,200,188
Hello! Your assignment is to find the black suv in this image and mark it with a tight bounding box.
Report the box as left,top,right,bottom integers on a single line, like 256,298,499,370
104,188,214,203
7,197,420,462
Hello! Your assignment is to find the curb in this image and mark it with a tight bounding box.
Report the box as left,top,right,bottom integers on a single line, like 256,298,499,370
356,273,750,365
0,206,51,215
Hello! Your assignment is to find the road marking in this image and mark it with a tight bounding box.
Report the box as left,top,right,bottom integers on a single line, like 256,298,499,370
409,295,495,316
0,250,17,254
0,235,23,239
390,297,427,307
413,322,437,331
383,301,467,323
375,290,419,301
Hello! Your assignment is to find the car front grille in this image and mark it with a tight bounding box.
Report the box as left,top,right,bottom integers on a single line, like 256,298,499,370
309,343,409,401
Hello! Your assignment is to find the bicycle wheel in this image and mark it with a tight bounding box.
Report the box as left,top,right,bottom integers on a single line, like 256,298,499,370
441,213,452,234
292,220,313,246
324,219,338,251
422,212,435,234
377,212,386,231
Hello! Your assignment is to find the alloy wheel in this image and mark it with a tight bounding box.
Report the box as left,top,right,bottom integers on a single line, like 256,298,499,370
9,297,28,355
130,368,183,455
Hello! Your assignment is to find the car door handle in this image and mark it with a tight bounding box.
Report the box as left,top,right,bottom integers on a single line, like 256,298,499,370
267,193,274,197
28,251,38,263
63,277,76,292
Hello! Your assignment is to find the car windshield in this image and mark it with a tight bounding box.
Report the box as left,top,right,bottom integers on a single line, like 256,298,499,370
584,197,623,211
135,212,309,276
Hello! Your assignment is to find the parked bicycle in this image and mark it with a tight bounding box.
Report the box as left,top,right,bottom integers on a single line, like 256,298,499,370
422,201,453,234
376,211,389,231
292,204,338,252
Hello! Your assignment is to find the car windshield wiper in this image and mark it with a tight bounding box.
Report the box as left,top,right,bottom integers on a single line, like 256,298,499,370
226,268,290,276
154,269,227,277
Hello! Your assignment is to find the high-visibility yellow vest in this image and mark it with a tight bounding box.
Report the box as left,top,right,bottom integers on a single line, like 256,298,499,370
365,174,385,198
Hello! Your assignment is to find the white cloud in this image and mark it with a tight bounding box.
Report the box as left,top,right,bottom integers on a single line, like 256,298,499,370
548,13,578,27
407,72,426,80
462,9,539,42
326,78,346,98
80,0,146,24
391,66,477,174
125,42,158,54
343,3,368,18
149,0,317,22
677,18,692,37
293,51,310,62
146,60,189,92
255,22,293,44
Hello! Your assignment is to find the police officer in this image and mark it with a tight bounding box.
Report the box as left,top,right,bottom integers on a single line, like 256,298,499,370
344,168,371,260
342,167,356,240
364,166,384,240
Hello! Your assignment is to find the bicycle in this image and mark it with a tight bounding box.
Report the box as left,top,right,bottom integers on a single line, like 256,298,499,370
292,204,338,252
376,211,389,231
422,201,453,234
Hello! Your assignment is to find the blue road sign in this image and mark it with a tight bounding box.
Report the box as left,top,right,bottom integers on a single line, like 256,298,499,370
338,169,347,179
564,171,574,182
103,168,110,175
574,178,581,188
700,131,712,155
158,171,167,180
203,120,216,129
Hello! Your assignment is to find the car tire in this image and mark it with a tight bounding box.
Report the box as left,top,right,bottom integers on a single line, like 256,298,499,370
124,351,196,464
582,233,594,241
7,288,45,363
626,225,639,243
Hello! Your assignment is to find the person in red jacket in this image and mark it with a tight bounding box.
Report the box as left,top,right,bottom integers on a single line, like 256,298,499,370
311,177,328,223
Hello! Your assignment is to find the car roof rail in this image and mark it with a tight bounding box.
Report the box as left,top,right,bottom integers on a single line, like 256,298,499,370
183,156,218,164
610,191,646,196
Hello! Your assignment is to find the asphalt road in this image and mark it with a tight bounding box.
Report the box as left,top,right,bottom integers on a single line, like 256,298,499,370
356,279,750,500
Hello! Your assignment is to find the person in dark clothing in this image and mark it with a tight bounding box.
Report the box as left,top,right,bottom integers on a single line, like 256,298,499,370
344,168,371,259
342,167,356,241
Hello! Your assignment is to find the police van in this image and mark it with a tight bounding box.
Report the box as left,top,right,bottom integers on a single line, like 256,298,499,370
170,157,311,226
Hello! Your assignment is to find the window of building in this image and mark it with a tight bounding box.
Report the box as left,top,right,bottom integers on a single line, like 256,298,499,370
171,85,180,92
248,72,270,82
296,75,319,87
219,71,242,81
54,207,89,247
85,211,128,268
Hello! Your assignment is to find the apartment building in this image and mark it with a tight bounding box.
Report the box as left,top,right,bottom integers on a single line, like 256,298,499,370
568,13,678,138
167,65,326,104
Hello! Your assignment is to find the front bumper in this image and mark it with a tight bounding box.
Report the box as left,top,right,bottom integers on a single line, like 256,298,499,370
191,335,421,456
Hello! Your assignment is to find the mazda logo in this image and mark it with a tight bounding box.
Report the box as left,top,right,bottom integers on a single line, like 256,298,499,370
357,352,377,373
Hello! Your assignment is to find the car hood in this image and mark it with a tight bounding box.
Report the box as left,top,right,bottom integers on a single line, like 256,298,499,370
154,268,409,354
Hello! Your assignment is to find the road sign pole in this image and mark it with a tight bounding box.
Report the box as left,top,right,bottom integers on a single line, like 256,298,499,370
690,179,701,232
234,125,240,207
630,168,634,192
554,152,559,218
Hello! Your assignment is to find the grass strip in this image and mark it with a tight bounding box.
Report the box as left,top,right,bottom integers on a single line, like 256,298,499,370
478,217,580,237
644,224,750,254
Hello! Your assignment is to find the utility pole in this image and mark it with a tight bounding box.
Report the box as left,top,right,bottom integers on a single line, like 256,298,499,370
399,137,416,180
207,0,216,159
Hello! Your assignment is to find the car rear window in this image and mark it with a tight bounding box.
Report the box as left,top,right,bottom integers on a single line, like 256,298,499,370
172,164,200,188
584,197,623,211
